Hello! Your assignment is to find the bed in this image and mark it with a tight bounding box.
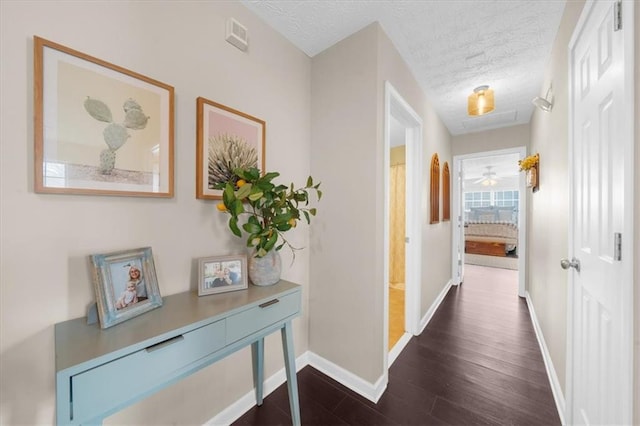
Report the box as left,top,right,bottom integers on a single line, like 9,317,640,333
464,206,518,257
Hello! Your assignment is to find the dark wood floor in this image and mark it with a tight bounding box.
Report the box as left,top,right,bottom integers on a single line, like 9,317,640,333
233,265,560,425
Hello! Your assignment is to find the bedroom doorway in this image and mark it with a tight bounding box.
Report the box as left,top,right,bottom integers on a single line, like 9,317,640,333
452,147,527,297
384,82,422,368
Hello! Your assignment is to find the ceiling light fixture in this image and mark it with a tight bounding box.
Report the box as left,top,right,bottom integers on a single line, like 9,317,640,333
468,85,495,116
473,166,499,186
532,84,554,112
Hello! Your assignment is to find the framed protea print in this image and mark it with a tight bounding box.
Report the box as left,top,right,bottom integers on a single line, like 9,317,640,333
196,97,265,200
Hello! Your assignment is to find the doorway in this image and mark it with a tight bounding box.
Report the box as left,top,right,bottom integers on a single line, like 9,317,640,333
383,82,422,368
388,130,406,351
452,147,527,296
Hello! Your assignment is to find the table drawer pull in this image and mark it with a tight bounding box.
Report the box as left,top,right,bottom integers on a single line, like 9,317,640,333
145,335,184,353
259,299,280,309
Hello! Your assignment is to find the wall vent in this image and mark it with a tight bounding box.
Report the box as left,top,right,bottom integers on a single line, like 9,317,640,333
226,18,248,51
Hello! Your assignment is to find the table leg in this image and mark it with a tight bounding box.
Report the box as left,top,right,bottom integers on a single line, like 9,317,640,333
281,321,301,426
251,338,264,406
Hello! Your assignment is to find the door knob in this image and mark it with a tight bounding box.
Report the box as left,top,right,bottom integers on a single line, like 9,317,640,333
560,258,581,272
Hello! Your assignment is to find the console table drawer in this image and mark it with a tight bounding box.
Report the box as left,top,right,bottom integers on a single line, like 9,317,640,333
71,319,225,421
226,292,300,344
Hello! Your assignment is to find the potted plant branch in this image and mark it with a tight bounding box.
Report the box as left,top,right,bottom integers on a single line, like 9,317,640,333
214,167,321,285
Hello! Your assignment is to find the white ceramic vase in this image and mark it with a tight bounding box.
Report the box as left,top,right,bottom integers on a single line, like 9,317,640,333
248,249,282,286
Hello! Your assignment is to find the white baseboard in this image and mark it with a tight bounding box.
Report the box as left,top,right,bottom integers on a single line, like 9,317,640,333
205,349,388,426
207,285,563,426
525,291,566,425
205,352,310,426
306,351,387,403
207,279,453,426
419,279,452,334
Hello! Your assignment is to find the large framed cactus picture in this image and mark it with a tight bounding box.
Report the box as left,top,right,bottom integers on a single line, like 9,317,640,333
34,36,174,197
196,97,265,200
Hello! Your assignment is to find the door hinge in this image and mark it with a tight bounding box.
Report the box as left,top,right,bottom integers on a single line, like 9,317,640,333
614,1,622,31
614,233,622,261
458,259,462,266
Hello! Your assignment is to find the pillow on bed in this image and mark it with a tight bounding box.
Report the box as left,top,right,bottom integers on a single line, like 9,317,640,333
478,214,496,222
498,209,514,222
470,207,495,221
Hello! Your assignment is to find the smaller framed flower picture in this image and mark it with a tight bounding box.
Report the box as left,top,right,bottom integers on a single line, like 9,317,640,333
196,97,265,200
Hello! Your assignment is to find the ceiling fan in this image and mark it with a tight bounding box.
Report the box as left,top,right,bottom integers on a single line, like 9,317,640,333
473,166,499,186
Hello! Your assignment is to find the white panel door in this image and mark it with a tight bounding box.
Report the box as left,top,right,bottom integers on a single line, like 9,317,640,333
568,1,633,424
455,163,464,285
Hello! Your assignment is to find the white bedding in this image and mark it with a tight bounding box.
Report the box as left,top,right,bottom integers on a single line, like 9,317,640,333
464,221,518,252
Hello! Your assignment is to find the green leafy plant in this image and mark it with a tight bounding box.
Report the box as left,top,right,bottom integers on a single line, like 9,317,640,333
214,167,322,258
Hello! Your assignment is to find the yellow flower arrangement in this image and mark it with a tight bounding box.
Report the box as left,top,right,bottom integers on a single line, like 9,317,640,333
518,153,539,171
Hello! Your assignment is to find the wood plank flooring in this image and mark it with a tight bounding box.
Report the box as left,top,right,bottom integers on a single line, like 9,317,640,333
233,265,560,425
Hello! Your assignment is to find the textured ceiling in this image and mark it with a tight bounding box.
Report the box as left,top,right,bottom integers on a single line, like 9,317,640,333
241,0,566,136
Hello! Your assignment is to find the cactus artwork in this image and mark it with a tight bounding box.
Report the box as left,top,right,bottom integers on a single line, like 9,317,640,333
208,133,258,188
84,97,150,174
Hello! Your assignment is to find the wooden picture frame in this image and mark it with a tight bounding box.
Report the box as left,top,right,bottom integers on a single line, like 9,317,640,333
196,97,265,200
442,161,450,221
197,254,248,296
90,247,163,329
34,36,174,197
430,153,440,224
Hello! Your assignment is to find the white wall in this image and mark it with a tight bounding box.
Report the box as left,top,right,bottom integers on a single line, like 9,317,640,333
376,27,453,320
0,2,311,424
528,0,585,397
309,22,452,386
309,23,381,383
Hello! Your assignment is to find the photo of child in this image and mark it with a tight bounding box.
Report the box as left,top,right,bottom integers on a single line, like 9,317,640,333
115,281,138,309
109,261,147,310
91,247,162,329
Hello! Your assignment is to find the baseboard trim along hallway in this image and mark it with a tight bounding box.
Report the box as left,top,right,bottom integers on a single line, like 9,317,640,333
205,352,310,426
525,291,566,424
207,350,387,426
419,279,452,334
218,269,561,425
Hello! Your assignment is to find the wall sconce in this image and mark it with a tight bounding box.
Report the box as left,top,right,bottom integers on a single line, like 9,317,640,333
468,85,495,116
532,85,553,112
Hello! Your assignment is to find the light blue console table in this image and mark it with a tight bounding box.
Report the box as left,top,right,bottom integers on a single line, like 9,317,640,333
54,280,301,425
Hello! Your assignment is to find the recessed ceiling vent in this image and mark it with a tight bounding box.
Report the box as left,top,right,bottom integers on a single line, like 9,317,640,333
226,18,248,51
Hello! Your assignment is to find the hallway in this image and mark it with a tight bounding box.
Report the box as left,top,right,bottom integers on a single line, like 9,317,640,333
234,264,560,425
